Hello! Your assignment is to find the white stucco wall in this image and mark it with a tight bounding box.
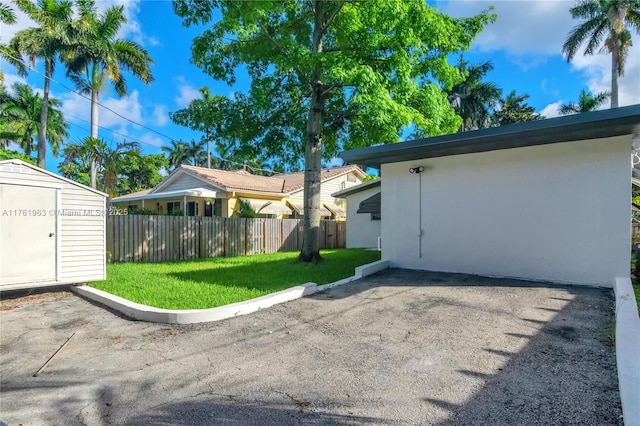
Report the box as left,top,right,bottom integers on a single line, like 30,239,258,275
345,186,381,248
381,136,631,286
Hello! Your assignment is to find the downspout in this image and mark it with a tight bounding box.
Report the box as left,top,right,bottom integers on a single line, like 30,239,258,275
183,195,187,216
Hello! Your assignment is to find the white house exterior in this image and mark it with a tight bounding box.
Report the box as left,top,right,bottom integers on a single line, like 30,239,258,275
0,159,107,291
332,179,381,249
341,105,640,286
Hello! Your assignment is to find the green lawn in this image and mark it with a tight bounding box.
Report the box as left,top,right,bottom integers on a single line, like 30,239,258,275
91,249,381,310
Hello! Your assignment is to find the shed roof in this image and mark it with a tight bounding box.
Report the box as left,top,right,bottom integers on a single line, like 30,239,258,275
341,105,640,168
0,159,108,197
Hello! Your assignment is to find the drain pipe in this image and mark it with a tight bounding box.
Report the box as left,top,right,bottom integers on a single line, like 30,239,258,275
409,166,425,258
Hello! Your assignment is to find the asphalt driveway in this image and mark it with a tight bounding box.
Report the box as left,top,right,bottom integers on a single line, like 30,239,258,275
0,269,621,425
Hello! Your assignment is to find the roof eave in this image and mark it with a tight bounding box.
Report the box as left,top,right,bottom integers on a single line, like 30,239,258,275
332,179,381,198
341,105,640,167
0,159,108,197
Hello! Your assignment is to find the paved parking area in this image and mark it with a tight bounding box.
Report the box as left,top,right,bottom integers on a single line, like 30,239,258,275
0,269,621,425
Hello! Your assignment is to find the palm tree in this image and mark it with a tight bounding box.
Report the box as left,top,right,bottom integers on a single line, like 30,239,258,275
161,140,190,170
64,0,154,188
0,82,68,156
447,56,502,132
559,89,611,115
11,0,73,169
186,139,206,166
0,2,16,24
62,137,139,196
562,0,640,108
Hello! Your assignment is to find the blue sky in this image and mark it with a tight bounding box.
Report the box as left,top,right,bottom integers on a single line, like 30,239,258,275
1,0,639,174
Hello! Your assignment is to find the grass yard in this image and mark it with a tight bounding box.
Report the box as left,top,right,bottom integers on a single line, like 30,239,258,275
91,249,381,310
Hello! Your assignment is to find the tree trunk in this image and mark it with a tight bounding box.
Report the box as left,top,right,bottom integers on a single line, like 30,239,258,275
299,0,324,263
610,43,619,108
90,67,99,189
37,60,51,169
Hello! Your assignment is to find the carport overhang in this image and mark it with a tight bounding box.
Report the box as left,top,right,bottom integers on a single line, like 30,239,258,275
341,104,640,168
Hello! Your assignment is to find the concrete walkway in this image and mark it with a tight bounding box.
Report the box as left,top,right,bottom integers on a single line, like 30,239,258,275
0,269,621,425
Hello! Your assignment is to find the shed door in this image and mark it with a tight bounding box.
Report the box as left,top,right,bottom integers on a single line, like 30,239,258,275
0,184,57,285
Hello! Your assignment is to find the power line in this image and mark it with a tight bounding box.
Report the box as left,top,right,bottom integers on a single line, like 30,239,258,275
2,53,280,174
63,111,162,149
1,51,178,142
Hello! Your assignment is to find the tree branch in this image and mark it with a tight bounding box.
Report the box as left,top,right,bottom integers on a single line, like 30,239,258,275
320,0,346,38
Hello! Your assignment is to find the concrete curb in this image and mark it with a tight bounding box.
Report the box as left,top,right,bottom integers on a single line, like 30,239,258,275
71,259,389,325
613,277,640,426
317,259,389,292
72,283,317,324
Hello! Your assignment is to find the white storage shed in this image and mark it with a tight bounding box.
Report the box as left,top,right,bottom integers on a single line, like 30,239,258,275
0,159,107,291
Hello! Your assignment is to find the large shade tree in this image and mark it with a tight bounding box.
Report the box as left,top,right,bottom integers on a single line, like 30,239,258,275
173,0,494,262
562,0,640,108
65,0,154,188
0,82,68,157
10,0,73,168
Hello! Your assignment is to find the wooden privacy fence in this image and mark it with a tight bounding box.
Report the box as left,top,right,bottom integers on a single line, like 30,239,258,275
106,215,346,262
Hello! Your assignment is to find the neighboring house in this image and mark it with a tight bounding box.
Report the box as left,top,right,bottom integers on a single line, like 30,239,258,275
341,104,640,286
332,179,381,249
111,164,365,219
0,159,107,291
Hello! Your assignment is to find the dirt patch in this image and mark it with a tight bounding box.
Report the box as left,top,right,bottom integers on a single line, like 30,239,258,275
0,290,71,309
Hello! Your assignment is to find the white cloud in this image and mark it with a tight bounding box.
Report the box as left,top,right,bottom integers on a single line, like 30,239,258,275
437,0,574,56
174,77,202,107
137,133,166,149
60,90,143,136
539,101,563,119
153,105,169,126
1,72,27,89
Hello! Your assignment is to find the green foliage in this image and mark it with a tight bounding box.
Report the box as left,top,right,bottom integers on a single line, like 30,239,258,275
173,0,495,167
362,174,379,183
129,208,160,215
0,148,36,164
173,0,494,259
492,91,544,126
10,0,74,168
233,198,257,218
170,208,184,217
0,3,17,24
0,82,68,157
90,249,382,309
446,56,502,132
59,137,141,196
559,89,611,115
117,153,168,194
